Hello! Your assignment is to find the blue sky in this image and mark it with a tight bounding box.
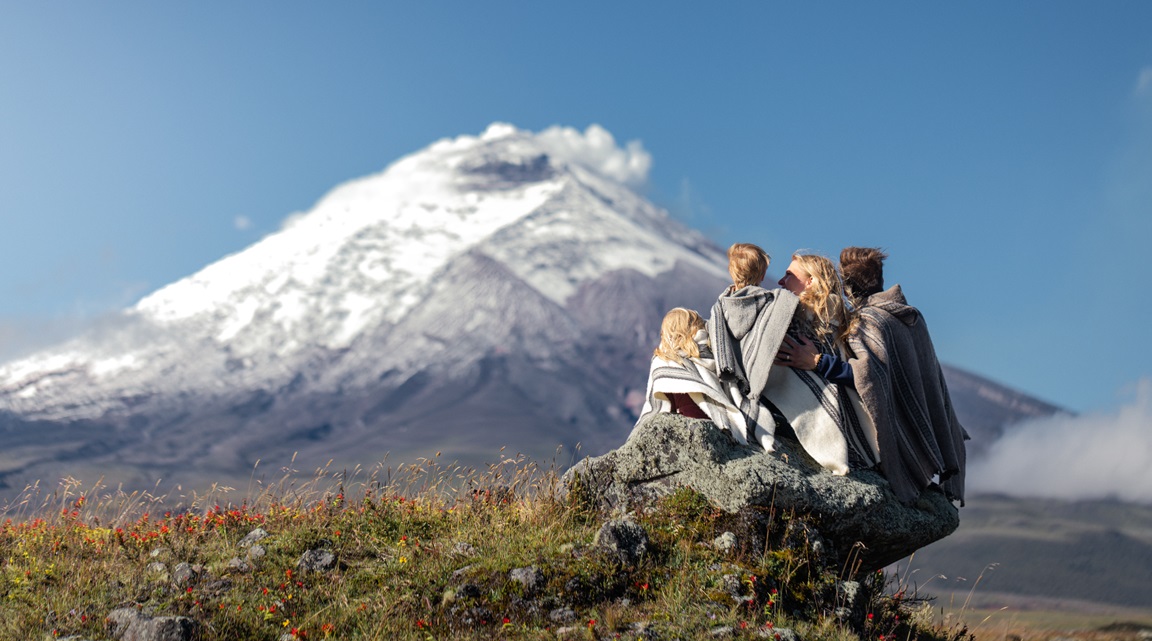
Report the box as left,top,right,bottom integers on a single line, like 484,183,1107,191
1,2,1150,414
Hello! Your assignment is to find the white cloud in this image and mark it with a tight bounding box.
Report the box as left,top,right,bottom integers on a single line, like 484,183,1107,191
535,124,652,188
234,215,253,231
968,379,1152,504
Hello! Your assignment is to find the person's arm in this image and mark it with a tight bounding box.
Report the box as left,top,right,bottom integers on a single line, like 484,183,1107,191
775,334,855,387
815,353,855,387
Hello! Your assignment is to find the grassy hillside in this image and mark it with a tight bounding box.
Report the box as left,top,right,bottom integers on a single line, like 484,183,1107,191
0,457,974,641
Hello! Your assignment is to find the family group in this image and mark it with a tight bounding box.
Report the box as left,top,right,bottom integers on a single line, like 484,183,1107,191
635,244,967,505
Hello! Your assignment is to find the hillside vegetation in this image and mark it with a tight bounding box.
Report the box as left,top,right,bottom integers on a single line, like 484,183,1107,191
0,455,979,641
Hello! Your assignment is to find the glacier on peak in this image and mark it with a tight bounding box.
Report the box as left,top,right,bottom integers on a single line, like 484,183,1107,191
133,123,711,327
0,123,725,418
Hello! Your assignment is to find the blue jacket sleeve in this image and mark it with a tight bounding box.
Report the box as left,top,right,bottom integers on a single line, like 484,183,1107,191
815,353,855,387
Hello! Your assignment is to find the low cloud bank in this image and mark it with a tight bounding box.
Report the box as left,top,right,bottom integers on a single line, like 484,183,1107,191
968,379,1152,504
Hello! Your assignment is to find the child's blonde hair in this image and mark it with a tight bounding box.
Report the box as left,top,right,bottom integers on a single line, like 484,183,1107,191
727,243,770,289
791,253,852,346
654,308,706,363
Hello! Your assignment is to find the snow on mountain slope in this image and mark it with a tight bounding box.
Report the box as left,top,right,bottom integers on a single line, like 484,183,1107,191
0,123,726,422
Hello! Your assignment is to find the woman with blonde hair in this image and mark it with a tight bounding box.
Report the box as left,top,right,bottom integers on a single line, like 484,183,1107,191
634,307,773,451
764,252,880,474
775,252,854,381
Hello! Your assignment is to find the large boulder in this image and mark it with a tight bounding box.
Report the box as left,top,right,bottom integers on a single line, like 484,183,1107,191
561,413,958,572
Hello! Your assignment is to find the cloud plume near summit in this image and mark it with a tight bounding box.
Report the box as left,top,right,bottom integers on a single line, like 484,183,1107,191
535,124,652,187
969,379,1152,504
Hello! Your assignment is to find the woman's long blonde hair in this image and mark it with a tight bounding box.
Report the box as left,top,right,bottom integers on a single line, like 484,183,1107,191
791,253,853,347
654,308,706,363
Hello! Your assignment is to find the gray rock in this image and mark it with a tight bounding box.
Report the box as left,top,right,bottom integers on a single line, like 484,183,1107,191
549,607,577,623
106,608,197,641
593,519,649,565
203,578,233,594
171,563,200,587
238,528,269,548
835,580,865,621
296,549,337,573
720,574,743,598
509,566,544,594
145,562,167,575
246,544,266,561
714,532,738,554
562,413,959,571
452,541,478,557
711,626,735,638
226,557,251,573
451,564,475,581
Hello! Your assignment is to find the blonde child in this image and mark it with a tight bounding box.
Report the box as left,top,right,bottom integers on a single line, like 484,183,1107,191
634,307,774,450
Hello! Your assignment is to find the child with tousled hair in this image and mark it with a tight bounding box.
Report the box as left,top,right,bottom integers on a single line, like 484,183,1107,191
633,307,773,450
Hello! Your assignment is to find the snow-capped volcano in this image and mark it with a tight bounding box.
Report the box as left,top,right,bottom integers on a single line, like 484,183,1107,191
0,124,734,495
0,124,725,422
0,123,1059,498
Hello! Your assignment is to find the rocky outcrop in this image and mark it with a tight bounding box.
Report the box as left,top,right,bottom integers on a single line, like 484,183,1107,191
561,413,958,572
106,608,197,641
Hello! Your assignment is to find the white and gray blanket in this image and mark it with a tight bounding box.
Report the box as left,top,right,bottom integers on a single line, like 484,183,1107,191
760,336,880,475
633,330,775,451
847,285,968,504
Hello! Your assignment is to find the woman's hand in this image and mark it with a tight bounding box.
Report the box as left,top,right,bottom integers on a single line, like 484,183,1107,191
774,334,821,371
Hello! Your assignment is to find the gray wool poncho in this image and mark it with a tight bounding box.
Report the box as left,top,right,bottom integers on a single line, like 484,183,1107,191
847,285,969,504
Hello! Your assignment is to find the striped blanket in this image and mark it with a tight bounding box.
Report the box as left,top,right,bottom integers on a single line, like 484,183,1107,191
847,285,968,504
761,334,880,475
633,330,776,451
